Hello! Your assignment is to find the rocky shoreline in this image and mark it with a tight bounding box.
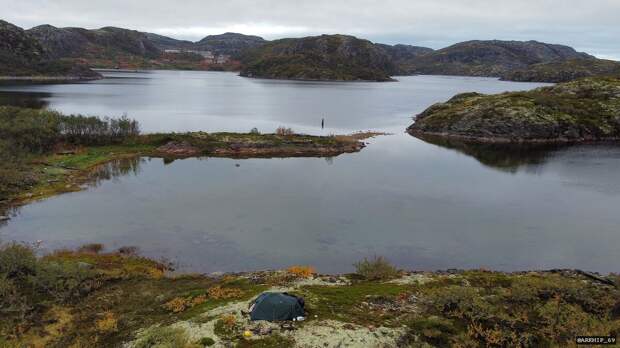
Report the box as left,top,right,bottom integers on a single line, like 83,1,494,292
408,77,620,143
155,134,370,159
408,128,620,144
0,131,378,213
0,75,102,81
1,243,618,347
238,73,397,82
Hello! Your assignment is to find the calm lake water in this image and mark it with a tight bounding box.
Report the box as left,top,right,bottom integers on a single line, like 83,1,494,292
1,71,619,274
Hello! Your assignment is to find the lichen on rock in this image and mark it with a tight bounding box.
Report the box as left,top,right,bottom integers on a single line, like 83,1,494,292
408,77,620,143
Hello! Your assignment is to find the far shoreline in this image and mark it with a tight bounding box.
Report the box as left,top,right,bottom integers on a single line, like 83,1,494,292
0,75,103,82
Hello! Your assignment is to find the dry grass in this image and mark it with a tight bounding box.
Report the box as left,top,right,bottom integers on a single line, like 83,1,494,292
163,297,192,313
77,243,104,254
332,131,388,142
163,294,208,313
95,312,118,333
207,286,244,300
221,314,237,329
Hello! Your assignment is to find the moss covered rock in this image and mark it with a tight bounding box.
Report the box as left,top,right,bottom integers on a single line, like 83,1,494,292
408,77,620,143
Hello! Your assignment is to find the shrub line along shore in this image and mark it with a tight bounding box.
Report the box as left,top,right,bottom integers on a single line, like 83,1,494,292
0,75,102,81
0,245,618,347
0,106,380,212
2,77,620,346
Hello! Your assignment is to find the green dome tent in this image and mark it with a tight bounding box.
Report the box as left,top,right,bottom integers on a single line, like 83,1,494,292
250,292,305,321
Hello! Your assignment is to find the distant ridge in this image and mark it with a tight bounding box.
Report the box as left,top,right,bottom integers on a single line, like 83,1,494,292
195,32,266,58
500,58,620,83
402,40,594,77
0,19,617,82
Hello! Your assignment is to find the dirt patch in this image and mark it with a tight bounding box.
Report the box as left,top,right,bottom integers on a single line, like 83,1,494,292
208,143,365,158
156,141,201,157
284,320,405,348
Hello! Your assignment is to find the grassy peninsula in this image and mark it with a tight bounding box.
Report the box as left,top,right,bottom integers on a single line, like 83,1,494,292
0,106,372,210
408,77,620,143
1,243,618,347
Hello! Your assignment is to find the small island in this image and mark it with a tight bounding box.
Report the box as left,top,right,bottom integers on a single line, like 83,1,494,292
407,77,620,143
0,106,377,209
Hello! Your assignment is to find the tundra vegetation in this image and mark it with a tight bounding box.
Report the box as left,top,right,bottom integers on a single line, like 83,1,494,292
500,58,620,83
239,34,396,81
408,77,620,143
0,106,370,209
0,20,100,79
5,18,620,82
0,243,618,347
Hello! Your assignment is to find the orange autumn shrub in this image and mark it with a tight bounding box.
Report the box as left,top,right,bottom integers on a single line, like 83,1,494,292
163,297,191,313
207,286,244,300
287,265,316,278
95,312,118,333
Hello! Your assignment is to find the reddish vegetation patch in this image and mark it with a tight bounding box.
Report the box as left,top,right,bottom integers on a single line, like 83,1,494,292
208,142,365,158
156,141,201,157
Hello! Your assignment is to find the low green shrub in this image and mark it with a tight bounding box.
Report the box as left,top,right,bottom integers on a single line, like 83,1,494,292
133,326,198,348
0,243,37,278
405,317,458,347
354,256,399,281
0,106,140,153
33,260,97,302
0,106,141,201
199,336,215,346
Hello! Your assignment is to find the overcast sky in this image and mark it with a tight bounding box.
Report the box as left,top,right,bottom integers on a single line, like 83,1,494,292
2,0,619,59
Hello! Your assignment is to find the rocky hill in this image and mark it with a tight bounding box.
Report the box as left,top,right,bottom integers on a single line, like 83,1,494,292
143,32,195,51
0,20,99,79
240,34,396,81
0,20,44,64
500,58,620,83
405,40,593,77
407,77,620,143
375,43,434,74
27,26,266,69
28,25,160,60
7,20,612,82
195,32,266,58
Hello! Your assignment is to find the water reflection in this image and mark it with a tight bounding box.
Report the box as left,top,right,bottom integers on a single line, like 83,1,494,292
0,91,50,108
412,133,565,173
0,205,17,229
0,157,144,228
2,72,618,274
87,157,144,187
